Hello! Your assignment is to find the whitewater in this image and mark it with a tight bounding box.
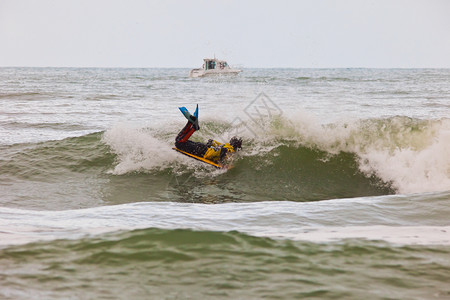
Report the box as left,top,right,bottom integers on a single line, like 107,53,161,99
0,68,449,299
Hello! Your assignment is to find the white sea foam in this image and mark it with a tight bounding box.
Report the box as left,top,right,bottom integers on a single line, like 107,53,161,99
1,197,449,247
358,123,450,193
275,112,450,194
102,123,180,175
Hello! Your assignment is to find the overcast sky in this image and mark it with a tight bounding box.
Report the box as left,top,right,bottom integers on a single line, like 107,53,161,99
1,0,449,68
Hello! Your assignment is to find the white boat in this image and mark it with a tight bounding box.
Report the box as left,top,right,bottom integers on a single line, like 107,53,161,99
189,58,242,78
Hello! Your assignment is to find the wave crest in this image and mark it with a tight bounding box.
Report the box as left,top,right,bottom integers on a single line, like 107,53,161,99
102,114,450,194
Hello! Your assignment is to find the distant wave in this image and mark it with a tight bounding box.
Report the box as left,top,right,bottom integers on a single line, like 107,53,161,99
0,92,43,99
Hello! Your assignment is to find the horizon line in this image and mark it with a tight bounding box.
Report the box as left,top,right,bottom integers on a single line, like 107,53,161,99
1,65,449,70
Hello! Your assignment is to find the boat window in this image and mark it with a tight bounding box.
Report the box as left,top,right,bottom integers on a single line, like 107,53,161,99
207,61,215,70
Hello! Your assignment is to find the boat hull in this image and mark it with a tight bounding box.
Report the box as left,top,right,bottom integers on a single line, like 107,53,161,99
189,68,242,78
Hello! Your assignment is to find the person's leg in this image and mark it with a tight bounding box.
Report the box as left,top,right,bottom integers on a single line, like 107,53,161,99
175,121,195,144
175,120,208,156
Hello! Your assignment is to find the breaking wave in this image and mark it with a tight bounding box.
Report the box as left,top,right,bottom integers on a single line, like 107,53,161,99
2,113,449,203
102,113,450,195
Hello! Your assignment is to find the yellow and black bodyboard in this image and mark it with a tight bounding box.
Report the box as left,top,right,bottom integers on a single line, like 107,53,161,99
172,147,224,169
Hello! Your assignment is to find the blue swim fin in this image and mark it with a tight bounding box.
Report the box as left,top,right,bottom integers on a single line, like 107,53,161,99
179,105,199,130
194,104,198,118
179,106,191,120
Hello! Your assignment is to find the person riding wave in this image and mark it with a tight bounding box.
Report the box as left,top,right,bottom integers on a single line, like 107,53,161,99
175,113,242,164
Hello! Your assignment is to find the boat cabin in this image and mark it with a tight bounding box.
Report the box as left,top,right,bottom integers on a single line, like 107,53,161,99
204,59,229,70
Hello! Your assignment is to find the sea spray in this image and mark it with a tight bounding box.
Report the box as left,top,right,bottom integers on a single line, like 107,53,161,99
102,123,180,174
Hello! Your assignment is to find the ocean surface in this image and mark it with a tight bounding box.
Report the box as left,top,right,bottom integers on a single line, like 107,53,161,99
0,67,449,299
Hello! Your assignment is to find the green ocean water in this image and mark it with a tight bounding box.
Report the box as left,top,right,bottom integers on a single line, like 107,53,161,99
1,68,449,299
1,229,449,300
1,131,394,209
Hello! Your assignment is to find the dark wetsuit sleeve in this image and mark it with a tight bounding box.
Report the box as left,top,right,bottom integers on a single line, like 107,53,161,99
176,121,196,143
